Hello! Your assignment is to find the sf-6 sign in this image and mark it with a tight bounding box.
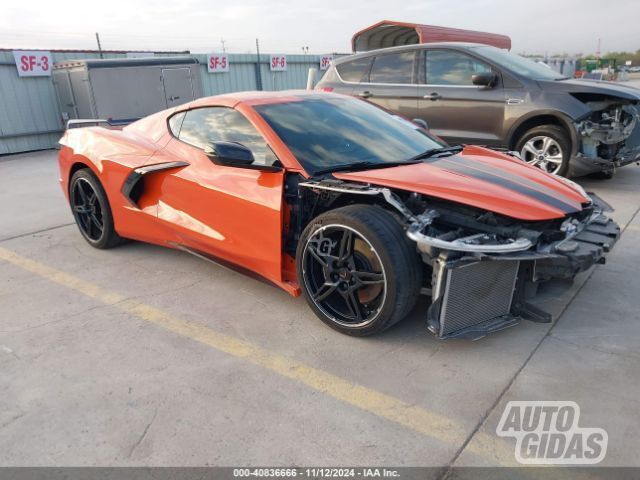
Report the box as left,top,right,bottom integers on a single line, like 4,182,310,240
13,50,52,77
270,55,287,71
207,54,229,73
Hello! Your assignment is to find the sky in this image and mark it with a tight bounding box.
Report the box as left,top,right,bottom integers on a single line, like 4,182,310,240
0,0,638,56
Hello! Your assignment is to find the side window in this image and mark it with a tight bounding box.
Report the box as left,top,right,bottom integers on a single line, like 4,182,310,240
425,50,492,85
178,107,274,165
369,52,415,84
168,111,185,137
336,57,371,82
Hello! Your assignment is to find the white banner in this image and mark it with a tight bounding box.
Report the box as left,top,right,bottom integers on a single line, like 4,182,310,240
13,50,52,77
207,54,229,73
270,54,287,71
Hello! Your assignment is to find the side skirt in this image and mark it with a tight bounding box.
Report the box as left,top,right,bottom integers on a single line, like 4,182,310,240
167,242,300,297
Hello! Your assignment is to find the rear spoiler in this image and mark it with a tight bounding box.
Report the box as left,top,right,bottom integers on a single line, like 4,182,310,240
58,119,132,149
66,118,137,130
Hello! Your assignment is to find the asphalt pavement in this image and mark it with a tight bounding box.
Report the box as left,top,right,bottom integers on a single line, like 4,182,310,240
0,149,639,476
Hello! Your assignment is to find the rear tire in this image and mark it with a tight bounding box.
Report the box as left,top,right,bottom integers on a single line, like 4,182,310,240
296,205,422,336
516,125,571,176
69,169,124,249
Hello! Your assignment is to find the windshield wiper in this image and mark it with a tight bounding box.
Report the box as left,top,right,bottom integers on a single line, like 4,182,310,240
313,160,421,176
409,145,463,161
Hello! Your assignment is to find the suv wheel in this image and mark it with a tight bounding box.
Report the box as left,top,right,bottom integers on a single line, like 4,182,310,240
516,125,571,176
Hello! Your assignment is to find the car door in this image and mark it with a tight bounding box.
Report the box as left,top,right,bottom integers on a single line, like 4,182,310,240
161,67,195,108
149,106,286,285
353,50,419,120
416,49,506,146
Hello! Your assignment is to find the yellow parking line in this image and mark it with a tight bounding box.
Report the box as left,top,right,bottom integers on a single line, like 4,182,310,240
626,224,640,232
0,246,518,465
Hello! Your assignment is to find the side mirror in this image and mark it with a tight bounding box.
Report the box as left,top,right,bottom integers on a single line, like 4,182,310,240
412,118,429,130
203,141,282,173
471,72,498,88
204,141,255,167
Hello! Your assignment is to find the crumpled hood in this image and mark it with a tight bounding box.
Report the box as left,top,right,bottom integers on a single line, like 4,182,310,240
334,146,589,221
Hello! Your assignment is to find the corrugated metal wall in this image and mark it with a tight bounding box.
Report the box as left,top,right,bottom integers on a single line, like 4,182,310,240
0,51,324,155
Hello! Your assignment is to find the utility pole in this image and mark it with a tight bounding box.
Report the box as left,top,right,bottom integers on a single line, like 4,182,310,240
221,38,226,53
255,38,263,91
95,32,103,58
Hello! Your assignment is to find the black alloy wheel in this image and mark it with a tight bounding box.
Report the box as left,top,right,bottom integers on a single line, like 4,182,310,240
69,169,124,249
296,205,422,336
71,177,104,241
302,224,387,327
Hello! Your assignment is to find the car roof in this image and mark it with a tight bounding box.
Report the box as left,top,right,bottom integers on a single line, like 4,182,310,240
188,90,347,108
333,42,490,64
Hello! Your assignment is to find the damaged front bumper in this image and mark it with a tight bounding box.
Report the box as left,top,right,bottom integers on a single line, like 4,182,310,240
570,103,640,177
408,207,620,340
570,144,640,177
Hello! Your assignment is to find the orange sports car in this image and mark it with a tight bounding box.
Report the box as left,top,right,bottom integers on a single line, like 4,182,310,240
58,91,620,339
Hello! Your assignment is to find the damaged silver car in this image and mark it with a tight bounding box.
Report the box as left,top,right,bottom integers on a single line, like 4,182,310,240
317,43,640,178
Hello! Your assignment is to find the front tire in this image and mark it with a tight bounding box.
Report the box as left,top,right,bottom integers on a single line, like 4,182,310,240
516,125,571,176
69,169,124,249
296,205,422,336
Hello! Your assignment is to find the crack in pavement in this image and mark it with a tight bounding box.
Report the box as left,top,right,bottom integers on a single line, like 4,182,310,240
0,303,108,334
0,412,25,430
127,409,158,459
0,223,74,243
549,333,640,361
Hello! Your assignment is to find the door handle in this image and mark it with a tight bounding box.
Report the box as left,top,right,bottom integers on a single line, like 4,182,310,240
169,96,180,101
358,91,373,99
424,93,442,101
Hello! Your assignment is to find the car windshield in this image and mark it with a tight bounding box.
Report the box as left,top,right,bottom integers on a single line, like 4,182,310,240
253,96,444,175
472,45,568,81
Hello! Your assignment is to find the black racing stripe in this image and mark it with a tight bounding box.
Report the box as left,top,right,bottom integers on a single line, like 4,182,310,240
432,158,579,214
448,155,582,208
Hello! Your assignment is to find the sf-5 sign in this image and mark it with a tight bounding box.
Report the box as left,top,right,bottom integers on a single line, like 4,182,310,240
13,50,52,77
208,54,229,73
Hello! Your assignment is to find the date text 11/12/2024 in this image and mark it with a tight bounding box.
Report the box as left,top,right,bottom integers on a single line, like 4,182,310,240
233,468,400,477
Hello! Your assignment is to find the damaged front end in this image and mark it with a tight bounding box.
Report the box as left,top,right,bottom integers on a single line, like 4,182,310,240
572,97,640,176
407,202,618,339
297,179,620,340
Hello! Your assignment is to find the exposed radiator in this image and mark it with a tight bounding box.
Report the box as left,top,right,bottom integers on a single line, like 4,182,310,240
434,260,520,337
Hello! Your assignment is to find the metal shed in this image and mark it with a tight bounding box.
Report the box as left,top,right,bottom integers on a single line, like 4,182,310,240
0,49,327,155
351,20,511,52
52,56,202,124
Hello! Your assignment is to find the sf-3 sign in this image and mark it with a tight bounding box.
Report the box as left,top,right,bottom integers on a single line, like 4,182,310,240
13,50,52,77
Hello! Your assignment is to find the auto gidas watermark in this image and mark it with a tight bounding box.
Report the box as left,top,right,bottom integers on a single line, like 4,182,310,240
496,401,608,464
